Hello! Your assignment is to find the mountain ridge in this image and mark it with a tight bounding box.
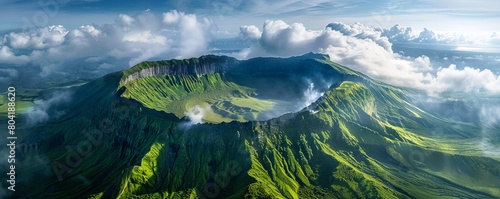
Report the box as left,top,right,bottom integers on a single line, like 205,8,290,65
118,53,370,123
12,53,500,199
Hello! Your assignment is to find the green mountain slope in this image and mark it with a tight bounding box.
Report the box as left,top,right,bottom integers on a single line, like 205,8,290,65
13,53,500,199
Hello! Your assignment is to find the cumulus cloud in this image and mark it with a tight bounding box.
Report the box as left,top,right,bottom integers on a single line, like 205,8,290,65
237,20,325,57
2,25,68,49
326,22,392,52
377,24,495,47
162,10,213,59
235,20,500,94
239,25,262,40
429,65,500,93
0,45,35,64
378,25,417,43
117,14,135,26
235,20,433,89
0,10,213,78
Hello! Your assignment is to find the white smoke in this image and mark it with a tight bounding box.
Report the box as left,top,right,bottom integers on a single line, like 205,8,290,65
184,105,206,125
309,109,319,114
303,83,324,108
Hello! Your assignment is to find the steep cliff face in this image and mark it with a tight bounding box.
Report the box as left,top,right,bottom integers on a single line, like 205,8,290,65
120,55,239,85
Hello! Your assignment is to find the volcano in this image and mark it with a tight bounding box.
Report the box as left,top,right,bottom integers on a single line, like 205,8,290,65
13,53,500,199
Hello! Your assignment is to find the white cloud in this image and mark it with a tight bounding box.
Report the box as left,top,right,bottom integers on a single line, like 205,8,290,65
117,14,135,26
413,55,432,71
79,25,102,37
377,25,417,43
237,20,325,57
25,91,72,125
235,20,500,94
239,25,262,40
2,13,499,95
122,31,168,44
162,10,213,59
0,45,35,64
235,20,432,89
163,10,182,24
0,10,213,76
378,24,499,49
2,25,68,49
429,65,500,93
327,22,392,52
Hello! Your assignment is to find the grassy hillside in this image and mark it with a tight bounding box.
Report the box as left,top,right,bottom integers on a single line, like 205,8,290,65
13,54,500,199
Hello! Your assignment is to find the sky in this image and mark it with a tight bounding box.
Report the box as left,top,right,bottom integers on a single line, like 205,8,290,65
1,0,500,94
1,0,500,34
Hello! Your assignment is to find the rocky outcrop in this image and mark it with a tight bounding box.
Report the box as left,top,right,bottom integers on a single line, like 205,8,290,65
121,56,239,85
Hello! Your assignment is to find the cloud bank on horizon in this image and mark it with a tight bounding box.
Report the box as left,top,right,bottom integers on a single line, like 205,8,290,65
0,10,500,95
235,20,500,93
0,10,213,77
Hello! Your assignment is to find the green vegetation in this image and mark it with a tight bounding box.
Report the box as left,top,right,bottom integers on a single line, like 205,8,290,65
120,73,279,123
0,94,33,117
230,97,276,112
15,54,500,199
